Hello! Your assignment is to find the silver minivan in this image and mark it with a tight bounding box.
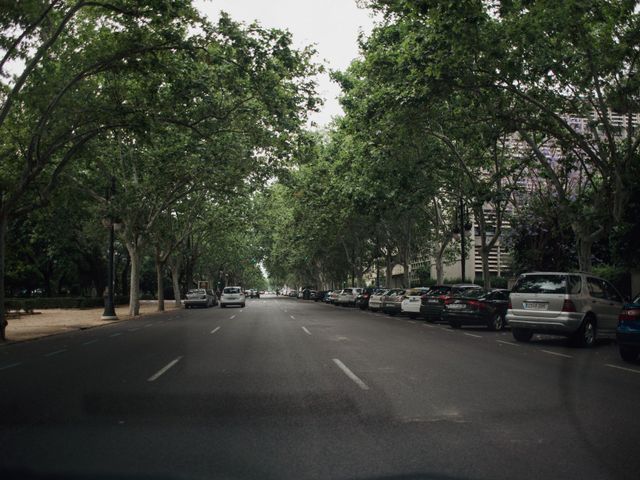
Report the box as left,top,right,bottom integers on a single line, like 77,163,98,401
507,272,624,346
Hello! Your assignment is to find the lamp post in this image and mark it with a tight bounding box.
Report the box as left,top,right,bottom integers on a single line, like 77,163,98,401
102,176,118,320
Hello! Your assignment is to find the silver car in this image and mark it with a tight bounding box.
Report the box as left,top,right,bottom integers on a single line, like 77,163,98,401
184,289,215,308
336,287,363,306
507,272,624,347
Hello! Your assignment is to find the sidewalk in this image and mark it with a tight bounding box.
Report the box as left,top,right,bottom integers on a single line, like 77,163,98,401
5,301,180,343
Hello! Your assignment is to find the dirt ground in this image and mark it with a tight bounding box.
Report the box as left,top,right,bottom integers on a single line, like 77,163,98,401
5,301,180,343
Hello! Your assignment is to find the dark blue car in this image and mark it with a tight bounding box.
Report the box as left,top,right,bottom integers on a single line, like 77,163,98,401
617,293,640,362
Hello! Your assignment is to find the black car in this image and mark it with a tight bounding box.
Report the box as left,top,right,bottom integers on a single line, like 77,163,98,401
355,287,378,310
442,289,510,330
313,290,328,302
420,284,483,322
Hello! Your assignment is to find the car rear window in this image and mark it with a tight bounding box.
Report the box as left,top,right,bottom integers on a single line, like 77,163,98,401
223,287,241,294
512,275,569,294
188,289,206,294
457,289,486,299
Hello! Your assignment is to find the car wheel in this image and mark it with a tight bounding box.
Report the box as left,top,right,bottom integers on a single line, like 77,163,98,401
409,314,417,319
426,316,436,323
488,313,503,331
619,346,640,363
512,328,533,342
221,304,226,308
241,303,246,308
449,320,461,329
572,316,596,348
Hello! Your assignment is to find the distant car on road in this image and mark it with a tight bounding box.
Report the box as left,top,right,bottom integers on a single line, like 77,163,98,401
220,286,246,308
616,293,640,362
442,288,510,330
184,289,216,309
507,272,624,347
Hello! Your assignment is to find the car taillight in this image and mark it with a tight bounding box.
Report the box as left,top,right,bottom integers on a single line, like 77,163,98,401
508,301,512,309
562,299,577,312
444,298,455,305
439,295,450,302
619,308,640,324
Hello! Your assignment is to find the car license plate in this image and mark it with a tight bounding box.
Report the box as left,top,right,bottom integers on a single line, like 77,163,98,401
524,302,548,311
448,303,466,309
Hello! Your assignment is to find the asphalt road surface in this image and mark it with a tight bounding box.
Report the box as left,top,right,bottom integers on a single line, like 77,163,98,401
1,295,639,480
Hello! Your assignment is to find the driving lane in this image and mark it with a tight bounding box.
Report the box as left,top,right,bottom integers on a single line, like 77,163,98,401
1,296,638,480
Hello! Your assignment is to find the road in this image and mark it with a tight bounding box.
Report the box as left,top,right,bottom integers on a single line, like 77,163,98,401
1,296,639,480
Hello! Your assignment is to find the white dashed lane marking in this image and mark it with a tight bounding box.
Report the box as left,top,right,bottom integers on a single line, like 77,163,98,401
44,349,67,357
333,359,370,391
301,326,311,335
541,349,573,359
148,356,183,382
605,364,640,375
0,362,22,371
210,326,221,335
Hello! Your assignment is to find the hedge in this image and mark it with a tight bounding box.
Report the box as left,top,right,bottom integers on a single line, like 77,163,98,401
5,296,130,312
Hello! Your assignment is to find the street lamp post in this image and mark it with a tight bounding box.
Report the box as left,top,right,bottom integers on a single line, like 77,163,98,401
102,176,118,320
458,196,473,283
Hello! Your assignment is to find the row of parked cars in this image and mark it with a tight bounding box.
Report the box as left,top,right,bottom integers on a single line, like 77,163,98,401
303,272,640,363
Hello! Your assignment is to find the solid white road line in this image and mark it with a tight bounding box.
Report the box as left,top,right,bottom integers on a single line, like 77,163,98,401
497,340,520,347
0,362,22,371
408,320,417,324
301,326,311,335
440,328,454,333
605,363,640,374
541,349,573,358
333,358,370,391
44,349,67,357
148,356,183,382
82,339,99,346
464,333,482,338
210,326,221,334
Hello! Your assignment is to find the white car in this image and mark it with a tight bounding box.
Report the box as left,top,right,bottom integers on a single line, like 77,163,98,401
368,289,389,311
220,286,246,308
336,287,363,307
184,289,216,309
401,287,432,319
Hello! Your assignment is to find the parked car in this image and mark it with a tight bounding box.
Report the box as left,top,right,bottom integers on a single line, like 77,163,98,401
442,288,510,330
420,284,483,322
288,290,298,297
336,287,363,307
355,287,378,310
313,290,326,301
401,287,432,319
220,286,246,308
184,288,216,308
382,289,406,316
616,293,640,362
328,290,341,304
368,289,389,312
507,272,624,347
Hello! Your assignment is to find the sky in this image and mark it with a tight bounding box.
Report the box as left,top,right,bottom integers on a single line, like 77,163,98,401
194,0,378,128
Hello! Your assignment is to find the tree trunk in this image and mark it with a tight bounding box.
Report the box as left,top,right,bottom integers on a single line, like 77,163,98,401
577,235,593,273
121,252,130,296
127,243,141,316
156,254,165,312
481,247,492,290
169,255,182,307
0,210,8,341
